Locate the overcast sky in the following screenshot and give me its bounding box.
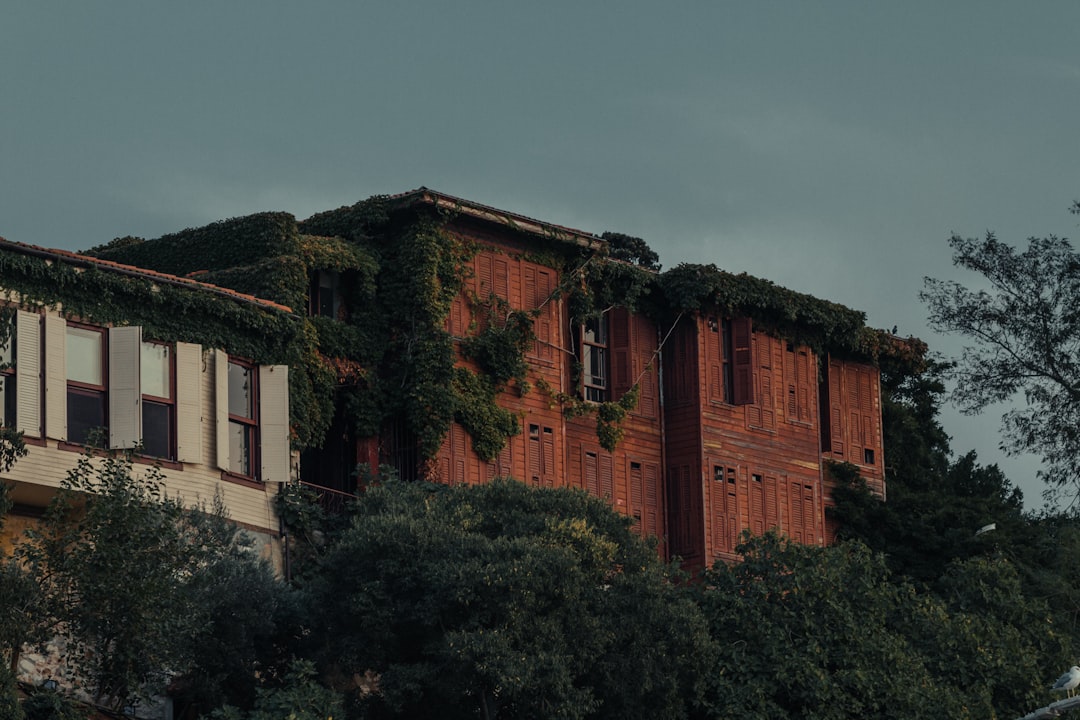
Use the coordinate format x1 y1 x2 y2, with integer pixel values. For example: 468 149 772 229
4 2 1079 508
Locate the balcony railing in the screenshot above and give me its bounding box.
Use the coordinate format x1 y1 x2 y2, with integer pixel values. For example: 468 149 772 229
298 480 356 515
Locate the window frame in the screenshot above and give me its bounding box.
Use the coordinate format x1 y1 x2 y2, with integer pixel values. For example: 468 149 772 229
581 313 609 403
0 317 14 428
226 356 260 481
65 322 108 447
140 339 176 461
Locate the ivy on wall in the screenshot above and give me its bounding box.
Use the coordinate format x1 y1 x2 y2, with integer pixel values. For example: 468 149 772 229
67 191 924 469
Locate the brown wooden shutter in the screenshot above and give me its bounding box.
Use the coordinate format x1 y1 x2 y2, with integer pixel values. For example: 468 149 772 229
629 461 644 535
829 360 844 455
706 317 723 402
789 481 804 544
477 254 493 297
542 426 555 486
494 257 509 300
528 424 541 485
644 463 659 538
765 475 779 530
710 465 725 554
585 450 600 496
751 474 764 536
732 317 754 405
610 307 632 399
600 452 613 499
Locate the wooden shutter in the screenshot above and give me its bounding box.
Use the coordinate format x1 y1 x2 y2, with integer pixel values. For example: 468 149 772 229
804 483 819 545
797 350 812 423
610 307 632 398
528 425 541 486
710 465 725 554
706 317 723 402
486 441 512 481
630 461 644 533
44 314 66 441
108 326 141 450
542 427 556 486
599 452 613 499
585 450 600 496
829 359 844 454
494 256 509 300
789 481 804 544
15 311 41 438
644 463 659 538
732 317 754 405
175 342 202 463
214 349 229 471
765 475 780 530
750 474 764 536
259 364 290 483
477 254 493 297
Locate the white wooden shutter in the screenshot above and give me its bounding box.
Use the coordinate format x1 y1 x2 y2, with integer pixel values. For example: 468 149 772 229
108 326 141 449
44 314 66 441
175 342 203 463
15 311 41 438
214 349 229 471
259 364 290 483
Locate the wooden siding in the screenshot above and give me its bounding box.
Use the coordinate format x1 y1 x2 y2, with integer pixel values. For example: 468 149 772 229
428 227 886 568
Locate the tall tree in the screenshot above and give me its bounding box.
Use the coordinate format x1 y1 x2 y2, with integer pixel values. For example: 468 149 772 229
304 478 714 720
922 206 1080 502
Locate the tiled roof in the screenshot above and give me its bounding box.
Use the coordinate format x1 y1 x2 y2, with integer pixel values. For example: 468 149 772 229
0 237 293 313
389 187 606 250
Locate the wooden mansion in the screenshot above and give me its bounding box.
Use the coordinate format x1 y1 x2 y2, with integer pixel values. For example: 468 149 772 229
1 188 915 572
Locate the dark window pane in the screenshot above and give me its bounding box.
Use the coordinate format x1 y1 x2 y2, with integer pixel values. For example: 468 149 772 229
0 375 13 428
142 400 172 459
68 390 106 445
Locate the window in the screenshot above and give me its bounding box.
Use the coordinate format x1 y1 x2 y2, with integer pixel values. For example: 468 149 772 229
66 324 106 445
215 351 290 484
227 359 258 478
582 314 609 402
0 320 13 427
309 270 342 319
141 341 174 459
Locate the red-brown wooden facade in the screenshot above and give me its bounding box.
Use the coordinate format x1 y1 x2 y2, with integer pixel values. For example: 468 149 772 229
417 204 885 569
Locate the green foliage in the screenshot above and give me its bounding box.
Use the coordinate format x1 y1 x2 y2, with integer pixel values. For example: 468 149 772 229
0 246 301 366
194 256 310 313
658 262 912 363
209 660 344 720
451 368 520 462
0 662 24 720
86 212 304 276
18 454 203 707
16 453 284 713
20 687 87 720
600 231 661 271
698 534 956 719
923 223 1080 501
304 479 713 719
595 384 640 452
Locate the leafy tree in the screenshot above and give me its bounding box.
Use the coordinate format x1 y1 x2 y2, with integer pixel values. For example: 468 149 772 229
17 452 286 714
696 534 962 719
209 660 344 720
600 232 661 271
922 208 1080 502
303 478 714 719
